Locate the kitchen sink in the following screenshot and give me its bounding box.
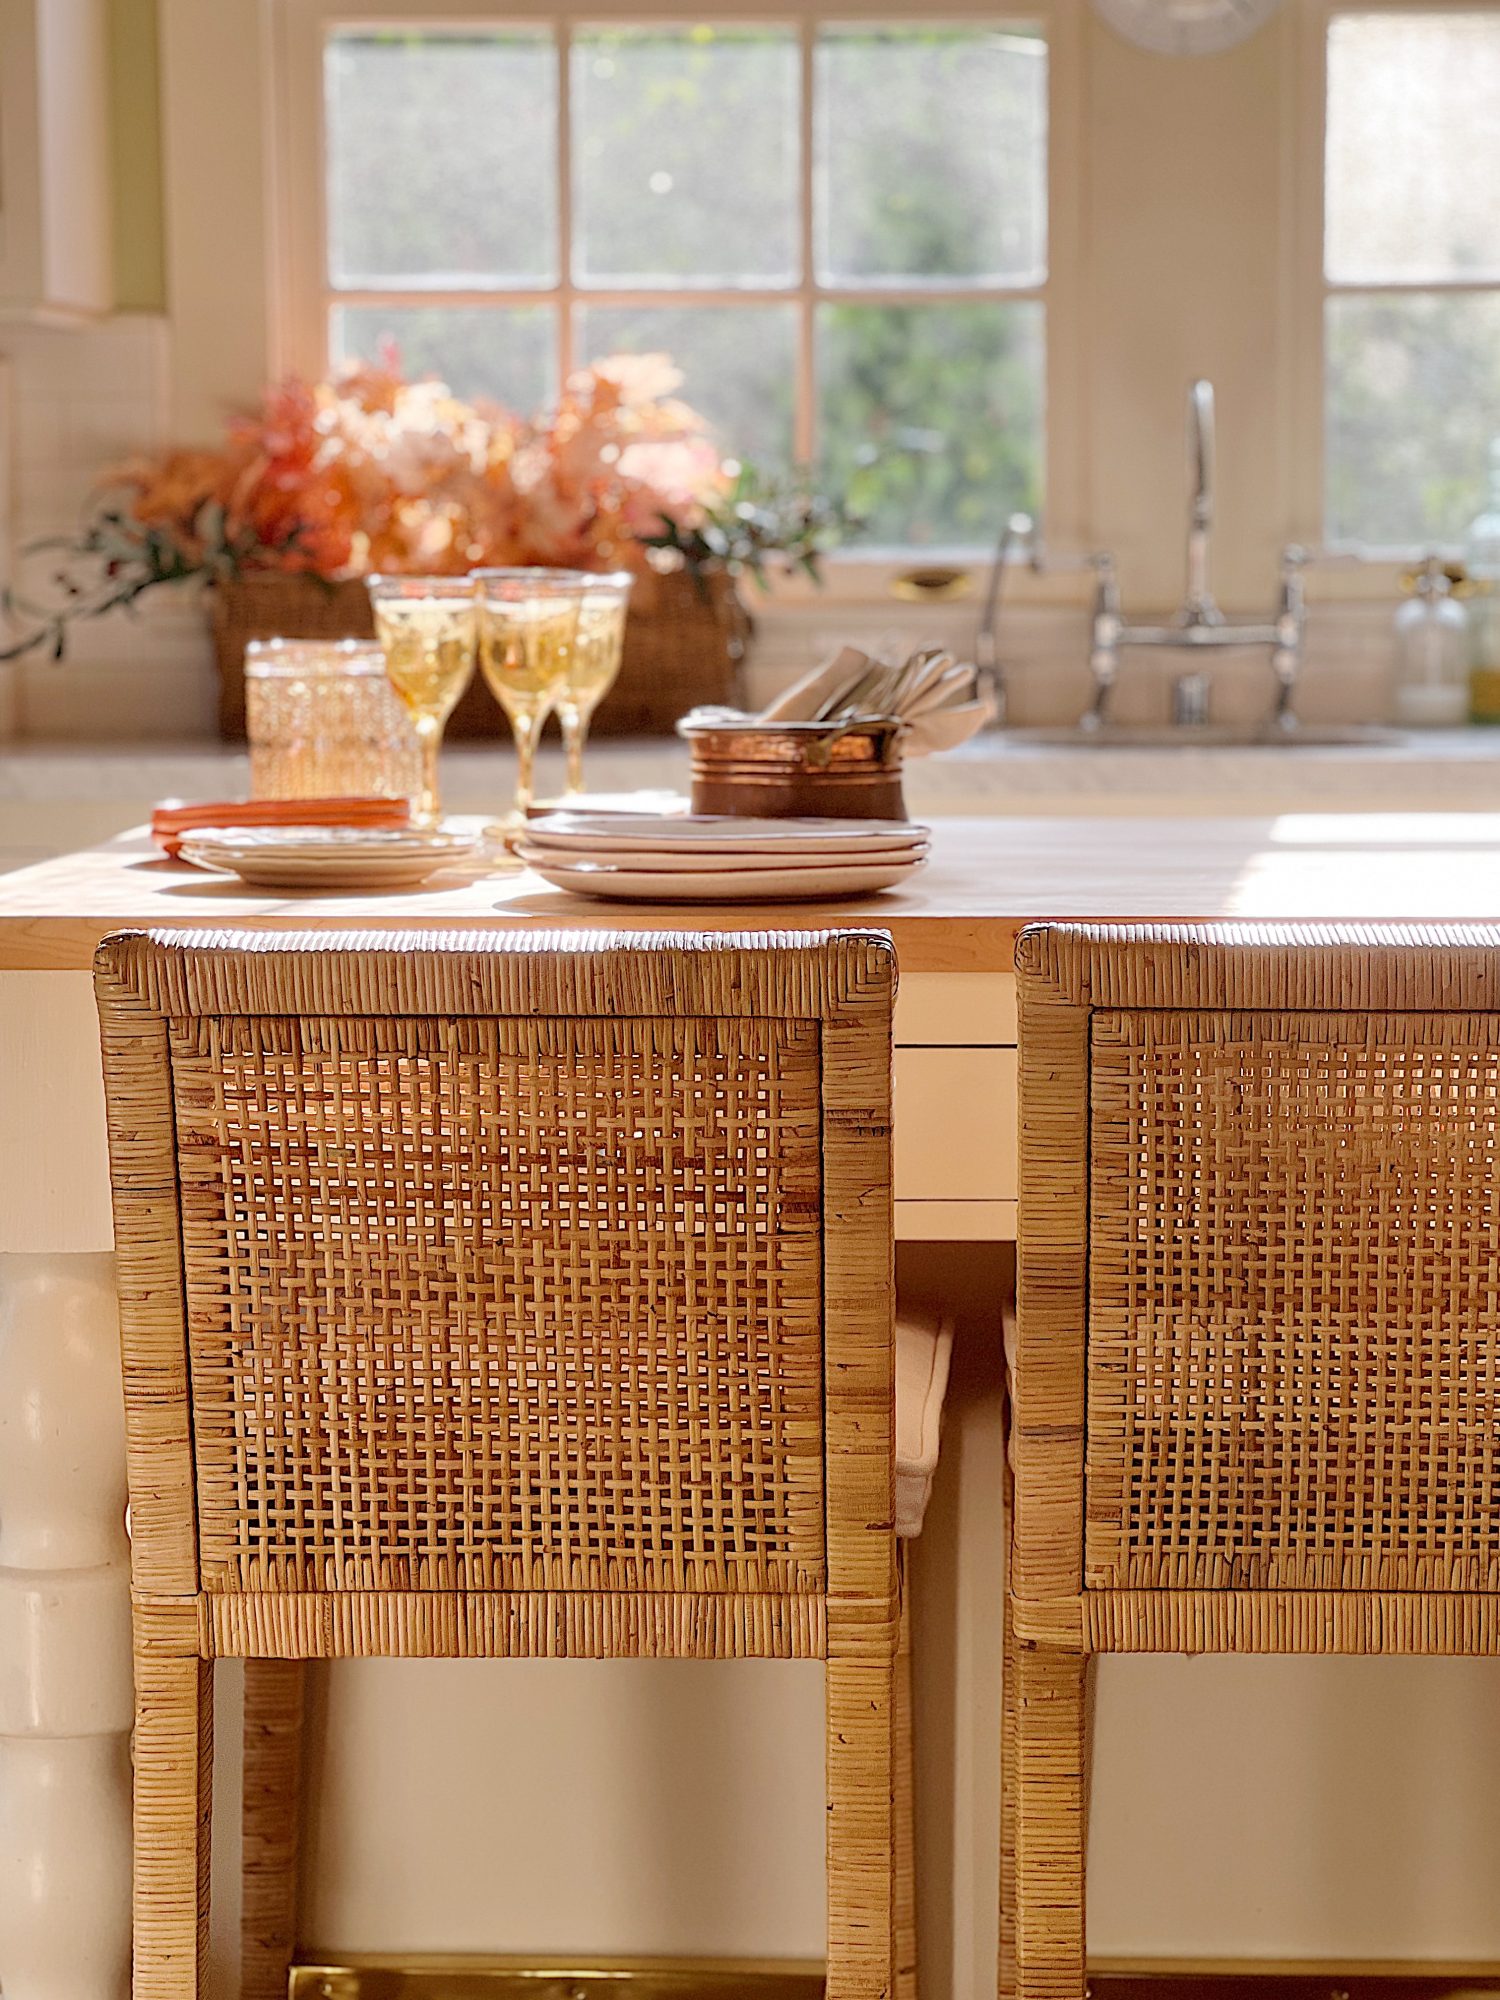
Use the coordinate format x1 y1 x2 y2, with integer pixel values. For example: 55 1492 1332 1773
1007 722 1399 748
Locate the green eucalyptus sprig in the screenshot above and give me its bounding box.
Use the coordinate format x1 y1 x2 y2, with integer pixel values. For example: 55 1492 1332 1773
0 498 326 662
639 463 861 590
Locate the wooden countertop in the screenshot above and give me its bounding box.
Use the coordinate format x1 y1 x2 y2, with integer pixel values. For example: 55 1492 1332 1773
5 812 1500 974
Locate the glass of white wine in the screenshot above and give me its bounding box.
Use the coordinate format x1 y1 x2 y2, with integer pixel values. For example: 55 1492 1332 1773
555 570 634 798
473 568 590 829
367 575 479 826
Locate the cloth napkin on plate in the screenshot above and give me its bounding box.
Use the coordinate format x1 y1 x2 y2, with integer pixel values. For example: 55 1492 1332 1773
756 643 994 756
150 794 411 860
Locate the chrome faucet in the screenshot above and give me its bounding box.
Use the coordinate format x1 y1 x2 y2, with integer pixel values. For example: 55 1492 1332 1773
1082 380 1308 731
975 514 1100 726
1183 376 1217 626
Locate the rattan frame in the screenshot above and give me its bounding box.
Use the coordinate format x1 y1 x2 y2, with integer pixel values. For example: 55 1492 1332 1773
95 928 897 2000
1005 921 1500 2000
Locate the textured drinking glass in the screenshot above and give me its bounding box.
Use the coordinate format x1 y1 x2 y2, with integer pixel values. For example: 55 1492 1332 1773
244 640 423 802
367 575 479 826
474 568 588 825
556 571 633 798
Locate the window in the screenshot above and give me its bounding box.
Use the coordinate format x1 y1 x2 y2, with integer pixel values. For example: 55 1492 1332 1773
1324 10 1500 549
321 20 1048 550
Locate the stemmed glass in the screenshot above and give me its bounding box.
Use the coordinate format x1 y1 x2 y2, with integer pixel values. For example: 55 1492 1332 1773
555 571 634 798
473 568 589 828
367 575 478 826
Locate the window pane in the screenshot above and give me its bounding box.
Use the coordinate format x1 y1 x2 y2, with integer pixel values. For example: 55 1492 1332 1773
816 27 1046 286
817 302 1042 549
572 27 799 286
577 305 796 465
1326 292 1500 546
1326 14 1500 284
331 305 557 413
326 32 557 289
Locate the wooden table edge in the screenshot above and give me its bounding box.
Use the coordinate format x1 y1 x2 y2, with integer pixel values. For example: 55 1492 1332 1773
0 911 1029 976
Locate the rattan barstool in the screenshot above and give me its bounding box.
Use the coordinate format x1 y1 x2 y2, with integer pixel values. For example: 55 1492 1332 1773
94 928 898 2000
1005 921 1500 1999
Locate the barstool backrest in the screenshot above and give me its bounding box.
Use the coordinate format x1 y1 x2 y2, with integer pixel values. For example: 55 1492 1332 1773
96 928 895 1661
1015 922 1500 1614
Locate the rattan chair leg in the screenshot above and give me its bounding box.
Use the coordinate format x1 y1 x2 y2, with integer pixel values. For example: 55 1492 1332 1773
895 1566 918 2000
1010 1641 1086 2000
826 1652 897 2000
132 1650 213 2000
998 1600 1018 2000
242 1659 307 2000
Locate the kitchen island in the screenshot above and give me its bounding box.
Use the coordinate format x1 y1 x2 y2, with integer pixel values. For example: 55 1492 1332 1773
6 812 1500 2000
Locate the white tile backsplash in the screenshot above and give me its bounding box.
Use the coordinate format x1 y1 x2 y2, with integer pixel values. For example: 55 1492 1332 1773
0 312 212 739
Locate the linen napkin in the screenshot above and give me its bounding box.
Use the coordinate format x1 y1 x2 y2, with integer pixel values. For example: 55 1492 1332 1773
757 644 993 757
151 794 411 859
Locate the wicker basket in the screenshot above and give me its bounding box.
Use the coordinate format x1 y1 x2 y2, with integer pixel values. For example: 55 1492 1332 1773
209 566 749 741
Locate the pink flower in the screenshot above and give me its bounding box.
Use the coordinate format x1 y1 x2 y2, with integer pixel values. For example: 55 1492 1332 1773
106 351 730 578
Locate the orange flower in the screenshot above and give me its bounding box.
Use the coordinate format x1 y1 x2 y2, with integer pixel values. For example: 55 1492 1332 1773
102 353 728 580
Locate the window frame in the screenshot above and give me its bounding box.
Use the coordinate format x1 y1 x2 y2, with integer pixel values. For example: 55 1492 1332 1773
270 0 1085 594
1292 0 1500 585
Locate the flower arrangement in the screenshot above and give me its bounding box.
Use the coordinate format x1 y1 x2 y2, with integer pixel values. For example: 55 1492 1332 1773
2 353 849 662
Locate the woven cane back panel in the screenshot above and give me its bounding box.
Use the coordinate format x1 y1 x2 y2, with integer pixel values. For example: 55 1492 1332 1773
170 1013 826 1596
1087 1010 1500 1592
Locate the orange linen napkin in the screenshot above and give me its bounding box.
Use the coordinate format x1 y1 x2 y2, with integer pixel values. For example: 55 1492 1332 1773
151 795 411 860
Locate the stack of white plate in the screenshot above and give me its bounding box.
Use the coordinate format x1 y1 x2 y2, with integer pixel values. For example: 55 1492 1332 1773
517 813 930 903
179 824 480 891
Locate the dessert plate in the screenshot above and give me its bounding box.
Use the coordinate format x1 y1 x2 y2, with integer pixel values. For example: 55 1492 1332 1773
180 825 479 892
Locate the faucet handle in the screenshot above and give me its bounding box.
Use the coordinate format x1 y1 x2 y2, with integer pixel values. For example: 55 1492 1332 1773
1188 380 1216 534
1090 549 1121 616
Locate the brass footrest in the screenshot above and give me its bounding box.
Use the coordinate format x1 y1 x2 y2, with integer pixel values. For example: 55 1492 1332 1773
290 1959 826 2000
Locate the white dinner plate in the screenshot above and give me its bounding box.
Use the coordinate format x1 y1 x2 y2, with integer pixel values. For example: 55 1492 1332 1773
522 853 928 903
526 812 928 856
516 839 928 876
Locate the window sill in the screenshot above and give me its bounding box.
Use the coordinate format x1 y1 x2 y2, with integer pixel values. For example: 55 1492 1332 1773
745 556 1093 613
747 550 1424 614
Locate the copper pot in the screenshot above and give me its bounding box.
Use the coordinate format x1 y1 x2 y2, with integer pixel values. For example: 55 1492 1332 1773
679 717 907 821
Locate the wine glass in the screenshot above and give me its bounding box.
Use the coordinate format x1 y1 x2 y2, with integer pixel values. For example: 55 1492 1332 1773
367 575 479 827
555 570 634 798
473 568 589 828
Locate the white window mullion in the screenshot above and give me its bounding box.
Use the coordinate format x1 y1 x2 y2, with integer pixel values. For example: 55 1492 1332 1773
557 17 576 384
795 18 818 466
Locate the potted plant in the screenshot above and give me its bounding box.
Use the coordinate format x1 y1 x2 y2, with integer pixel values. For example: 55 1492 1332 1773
2 356 855 738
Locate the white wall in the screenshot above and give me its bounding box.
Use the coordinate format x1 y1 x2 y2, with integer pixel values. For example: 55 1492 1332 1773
0 315 214 738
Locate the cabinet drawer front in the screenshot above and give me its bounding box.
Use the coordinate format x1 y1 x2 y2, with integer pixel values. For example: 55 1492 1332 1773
894 1048 1017 1204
